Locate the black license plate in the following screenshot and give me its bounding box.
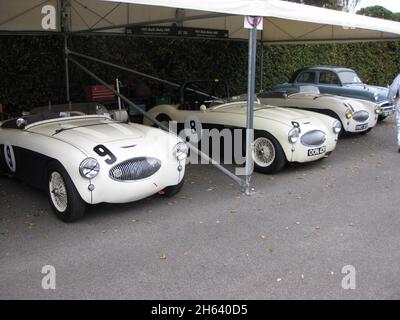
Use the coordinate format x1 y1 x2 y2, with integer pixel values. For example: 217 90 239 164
355 123 368 131
307 146 326 157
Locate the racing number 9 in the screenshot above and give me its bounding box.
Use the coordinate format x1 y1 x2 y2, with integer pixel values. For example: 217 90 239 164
93 145 117 165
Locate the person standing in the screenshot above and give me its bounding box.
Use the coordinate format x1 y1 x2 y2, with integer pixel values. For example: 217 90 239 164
388 73 400 153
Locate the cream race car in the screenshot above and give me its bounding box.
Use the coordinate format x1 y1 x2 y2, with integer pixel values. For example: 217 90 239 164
145 80 341 174
0 103 187 222
258 86 381 135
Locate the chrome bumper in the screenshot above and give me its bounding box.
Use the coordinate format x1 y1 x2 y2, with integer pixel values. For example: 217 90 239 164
379 101 396 116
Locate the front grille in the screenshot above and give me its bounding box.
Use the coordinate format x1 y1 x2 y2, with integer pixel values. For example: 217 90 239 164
109 157 161 181
301 130 326 147
352 110 369 122
379 102 395 113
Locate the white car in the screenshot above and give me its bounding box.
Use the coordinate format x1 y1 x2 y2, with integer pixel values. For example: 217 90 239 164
258 86 381 135
145 81 341 174
0 103 188 222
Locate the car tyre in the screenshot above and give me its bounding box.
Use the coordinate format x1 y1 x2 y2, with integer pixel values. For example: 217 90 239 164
161 178 185 197
252 132 286 174
47 162 86 222
378 114 388 121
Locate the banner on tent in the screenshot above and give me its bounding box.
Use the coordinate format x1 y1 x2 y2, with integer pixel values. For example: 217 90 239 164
127 26 229 39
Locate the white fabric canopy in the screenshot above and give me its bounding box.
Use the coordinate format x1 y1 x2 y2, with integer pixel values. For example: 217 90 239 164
1 0 400 43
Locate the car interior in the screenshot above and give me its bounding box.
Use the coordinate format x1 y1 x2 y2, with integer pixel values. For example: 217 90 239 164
179 80 230 110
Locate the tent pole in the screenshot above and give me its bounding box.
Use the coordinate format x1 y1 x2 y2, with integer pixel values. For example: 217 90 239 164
244 17 257 196
61 0 70 102
260 40 264 92
64 34 70 102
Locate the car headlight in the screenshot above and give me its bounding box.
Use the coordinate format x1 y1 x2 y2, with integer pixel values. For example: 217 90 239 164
174 142 189 161
345 109 353 119
333 120 342 134
288 127 300 144
79 158 100 179
373 92 379 101
375 105 382 114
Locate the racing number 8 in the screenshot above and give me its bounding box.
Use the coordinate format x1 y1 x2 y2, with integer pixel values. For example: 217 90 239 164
190 120 196 134
93 145 117 165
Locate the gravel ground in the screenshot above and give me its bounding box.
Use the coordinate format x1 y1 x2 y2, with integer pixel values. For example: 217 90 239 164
0 115 399 300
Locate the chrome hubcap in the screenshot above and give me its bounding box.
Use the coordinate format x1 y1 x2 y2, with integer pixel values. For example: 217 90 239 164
49 172 68 213
253 137 275 167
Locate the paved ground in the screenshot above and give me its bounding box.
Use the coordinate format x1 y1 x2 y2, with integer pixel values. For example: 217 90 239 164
1 115 400 300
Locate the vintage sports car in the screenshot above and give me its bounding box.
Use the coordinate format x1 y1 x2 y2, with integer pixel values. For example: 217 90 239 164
0 103 188 222
258 86 381 135
273 66 394 120
145 80 341 174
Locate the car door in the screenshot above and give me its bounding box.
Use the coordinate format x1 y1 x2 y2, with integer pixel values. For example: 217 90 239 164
0 120 23 176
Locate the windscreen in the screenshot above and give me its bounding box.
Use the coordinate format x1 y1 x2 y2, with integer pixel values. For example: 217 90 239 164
338 71 362 84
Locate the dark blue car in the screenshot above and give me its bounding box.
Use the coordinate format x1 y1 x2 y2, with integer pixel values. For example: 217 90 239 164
273 66 395 120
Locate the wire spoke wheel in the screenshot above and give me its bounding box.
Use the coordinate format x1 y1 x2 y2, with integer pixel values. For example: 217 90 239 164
49 171 68 213
253 137 276 168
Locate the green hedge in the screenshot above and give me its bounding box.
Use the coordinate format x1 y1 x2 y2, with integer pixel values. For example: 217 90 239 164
1 35 399 113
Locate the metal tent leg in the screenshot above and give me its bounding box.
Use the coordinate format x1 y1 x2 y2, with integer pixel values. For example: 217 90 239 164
244 18 258 196
64 35 70 102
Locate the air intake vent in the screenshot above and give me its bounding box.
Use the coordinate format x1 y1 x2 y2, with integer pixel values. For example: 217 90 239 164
109 157 161 181
352 110 369 122
301 130 326 147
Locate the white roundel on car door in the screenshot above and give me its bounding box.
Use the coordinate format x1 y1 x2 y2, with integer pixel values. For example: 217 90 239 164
3 144 16 173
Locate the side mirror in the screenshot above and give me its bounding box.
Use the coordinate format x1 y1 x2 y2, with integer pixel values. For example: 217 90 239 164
16 118 27 129
200 105 207 112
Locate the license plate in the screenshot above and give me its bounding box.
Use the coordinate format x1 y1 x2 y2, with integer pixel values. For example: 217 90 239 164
307 146 326 157
355 123 368 131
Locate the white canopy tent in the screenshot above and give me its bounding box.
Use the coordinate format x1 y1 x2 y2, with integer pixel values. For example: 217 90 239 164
1 0 400 193
2 0 400 43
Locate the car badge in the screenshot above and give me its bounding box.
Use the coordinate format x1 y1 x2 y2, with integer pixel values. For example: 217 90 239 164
114 168 123 178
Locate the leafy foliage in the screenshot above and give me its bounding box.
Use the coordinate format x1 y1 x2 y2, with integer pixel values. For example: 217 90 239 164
357 5 400 21
1 34 400 113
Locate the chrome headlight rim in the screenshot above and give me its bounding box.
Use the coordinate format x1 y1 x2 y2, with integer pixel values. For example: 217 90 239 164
332 120 342 134
288 127 300 144
174 142 189 161
79 158 100 179
345 109 353 119
374 105 382 114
